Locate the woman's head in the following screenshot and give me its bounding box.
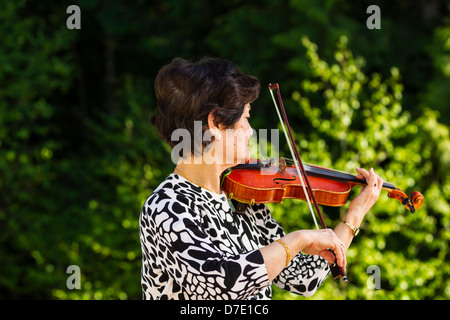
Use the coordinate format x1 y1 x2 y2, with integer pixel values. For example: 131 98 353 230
152 57 260 160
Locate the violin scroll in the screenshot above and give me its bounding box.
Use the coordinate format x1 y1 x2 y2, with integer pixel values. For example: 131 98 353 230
387 189 424 213
409 191 424 211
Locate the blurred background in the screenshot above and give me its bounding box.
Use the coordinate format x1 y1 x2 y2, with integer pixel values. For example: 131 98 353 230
1 0 449 300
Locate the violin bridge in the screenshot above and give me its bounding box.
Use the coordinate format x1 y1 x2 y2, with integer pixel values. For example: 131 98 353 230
278 157 286 174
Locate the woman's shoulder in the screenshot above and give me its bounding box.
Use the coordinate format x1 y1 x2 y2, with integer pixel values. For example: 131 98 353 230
144 174 197 208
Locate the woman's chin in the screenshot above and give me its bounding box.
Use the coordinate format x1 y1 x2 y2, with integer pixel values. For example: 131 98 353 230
238 150 251 164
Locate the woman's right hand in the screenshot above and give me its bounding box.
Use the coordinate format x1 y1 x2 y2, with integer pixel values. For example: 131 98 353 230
260 228 346 282
297 229 347 270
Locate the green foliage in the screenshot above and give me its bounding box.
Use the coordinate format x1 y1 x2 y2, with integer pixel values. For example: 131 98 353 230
269 36 450 300
0 0 76 298
421 12 450 124
0 0 448 300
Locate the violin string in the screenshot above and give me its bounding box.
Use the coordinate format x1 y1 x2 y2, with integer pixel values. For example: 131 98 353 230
283 158 396 189
269 87 320 230
269 85 349 282
284 159 357 181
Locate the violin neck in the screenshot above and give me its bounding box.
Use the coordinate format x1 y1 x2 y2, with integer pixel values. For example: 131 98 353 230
231 161 397 191
303 163 397 190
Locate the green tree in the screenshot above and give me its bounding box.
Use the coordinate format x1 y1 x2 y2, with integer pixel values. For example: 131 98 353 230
1 0 448 300
270 36 449 299
0 0 76 298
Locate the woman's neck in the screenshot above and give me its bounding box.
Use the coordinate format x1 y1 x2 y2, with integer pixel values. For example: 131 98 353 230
174 158 230 195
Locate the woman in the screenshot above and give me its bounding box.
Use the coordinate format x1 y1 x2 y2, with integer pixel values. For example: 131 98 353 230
139 57 383 300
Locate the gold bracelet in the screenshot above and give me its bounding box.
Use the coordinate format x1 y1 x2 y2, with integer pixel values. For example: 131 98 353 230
275 239 291 267
342 220 361 237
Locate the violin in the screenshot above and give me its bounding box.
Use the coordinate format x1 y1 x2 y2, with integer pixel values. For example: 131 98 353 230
221 157 424 213
220 83 424 284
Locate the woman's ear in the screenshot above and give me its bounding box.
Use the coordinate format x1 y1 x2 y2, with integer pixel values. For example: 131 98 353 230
207 112 222 140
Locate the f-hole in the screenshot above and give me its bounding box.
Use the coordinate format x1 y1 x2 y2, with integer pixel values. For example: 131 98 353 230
273 176 296 184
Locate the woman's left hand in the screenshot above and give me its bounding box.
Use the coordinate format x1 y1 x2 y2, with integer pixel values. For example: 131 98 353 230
347 167 383 217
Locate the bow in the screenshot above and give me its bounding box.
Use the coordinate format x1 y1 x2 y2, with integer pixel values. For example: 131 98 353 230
269 83 348 283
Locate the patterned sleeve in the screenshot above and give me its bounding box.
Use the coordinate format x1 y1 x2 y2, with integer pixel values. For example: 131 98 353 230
141 190 270 300
254 204 330 297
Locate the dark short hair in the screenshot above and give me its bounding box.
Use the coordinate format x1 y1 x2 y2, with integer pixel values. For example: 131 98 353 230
151 57 260 155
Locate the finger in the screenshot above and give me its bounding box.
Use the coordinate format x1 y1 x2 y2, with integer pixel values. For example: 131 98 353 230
339 239 346 251
377 175 384 191
327 238 346 269
356 167 369 179
357 167 377 191
368 169 383 191
368 167 376 181
367 168 379 188
319 249 337 265
356 168 372 186
326 248 346 270
340 244 347 269
334 242 347 269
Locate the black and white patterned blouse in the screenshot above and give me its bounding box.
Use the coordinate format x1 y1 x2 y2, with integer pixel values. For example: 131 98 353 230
139 173 330 300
